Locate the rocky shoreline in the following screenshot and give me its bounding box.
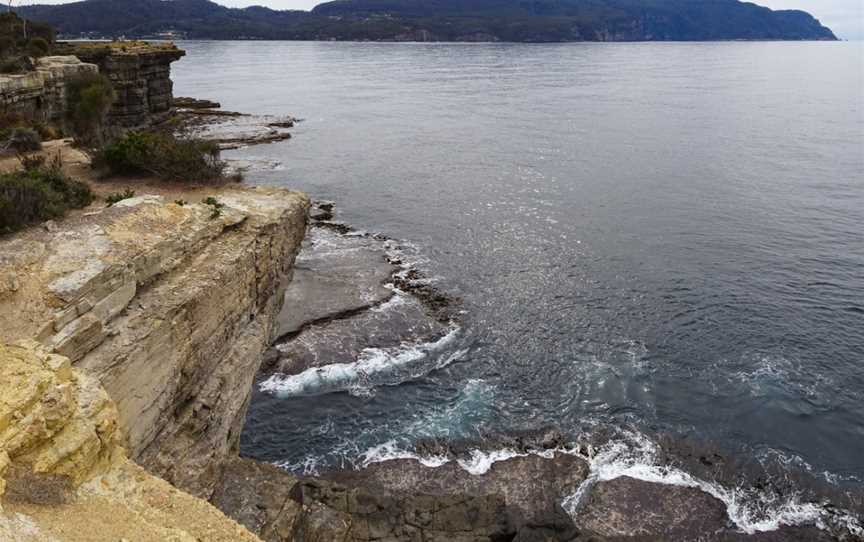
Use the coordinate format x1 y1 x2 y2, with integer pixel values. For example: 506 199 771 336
233 199 864 542
1 49 862 541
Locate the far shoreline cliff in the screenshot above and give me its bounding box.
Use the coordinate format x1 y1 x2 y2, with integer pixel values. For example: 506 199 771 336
19 0 838 43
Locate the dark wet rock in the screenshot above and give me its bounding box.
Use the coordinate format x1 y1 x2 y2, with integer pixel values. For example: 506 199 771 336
172 109 294 148
717 526 838 541
290 479 514 542
174 96 222 109
183 108 246 117
312 220 354 234
574 476 729 539
268 120 296 129
274 293 447 374
309 201 335 221
274 228 395 338
210 457 303 541
324 453 589 528
213 458 519 542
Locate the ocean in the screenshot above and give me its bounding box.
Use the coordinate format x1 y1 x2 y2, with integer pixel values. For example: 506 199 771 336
172 40 864 525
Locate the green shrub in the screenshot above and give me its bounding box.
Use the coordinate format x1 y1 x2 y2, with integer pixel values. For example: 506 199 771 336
104 189 135 207
95 132 227 183
0 57 27 74
0 163 93 234
66 72 116 145
5 127 42 152
203 196 225 219
26 37 50 58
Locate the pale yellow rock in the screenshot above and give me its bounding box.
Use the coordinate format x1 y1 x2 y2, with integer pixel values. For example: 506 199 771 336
0 341 262 542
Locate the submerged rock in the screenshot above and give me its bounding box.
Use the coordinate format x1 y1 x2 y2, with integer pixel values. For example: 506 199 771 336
274 227 396 338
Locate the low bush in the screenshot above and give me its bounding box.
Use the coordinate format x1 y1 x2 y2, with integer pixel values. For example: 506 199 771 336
0 161 93 234
5 127 42 152
66 72 116 145
0 56 28 74
26 37 50 58
95 132 227 183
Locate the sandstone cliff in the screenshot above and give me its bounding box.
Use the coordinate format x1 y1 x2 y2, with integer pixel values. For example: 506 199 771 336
61 42 186 132
0 340 262 542
0 183 310 499
0 43 185 137
0 56 98 129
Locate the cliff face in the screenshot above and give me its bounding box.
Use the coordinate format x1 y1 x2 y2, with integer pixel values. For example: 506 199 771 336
0 43 185 137
0 186 310 498
0 56 98 128
0 340 262 542
65 43 186 132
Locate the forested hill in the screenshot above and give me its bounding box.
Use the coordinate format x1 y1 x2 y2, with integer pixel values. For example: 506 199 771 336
19 0 838 42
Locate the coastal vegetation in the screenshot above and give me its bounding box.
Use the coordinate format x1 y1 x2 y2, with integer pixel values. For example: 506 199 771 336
0 12 55 73
65 72 116 145
94 131 228 183
18 0 837 42
0 154 93 233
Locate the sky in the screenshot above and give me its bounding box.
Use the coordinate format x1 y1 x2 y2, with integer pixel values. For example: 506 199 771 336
16 0 864 39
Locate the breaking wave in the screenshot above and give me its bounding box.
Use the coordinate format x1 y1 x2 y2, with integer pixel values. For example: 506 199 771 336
354 429 862 537
260 327 464 397
561 430 863 536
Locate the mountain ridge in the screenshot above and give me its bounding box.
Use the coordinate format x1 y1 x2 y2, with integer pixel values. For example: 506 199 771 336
18 0 837 42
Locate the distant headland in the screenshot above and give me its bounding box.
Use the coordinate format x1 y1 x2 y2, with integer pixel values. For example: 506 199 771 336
18 0 838 42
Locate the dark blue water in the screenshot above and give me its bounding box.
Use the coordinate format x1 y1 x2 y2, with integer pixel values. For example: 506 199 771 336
172 41 864 488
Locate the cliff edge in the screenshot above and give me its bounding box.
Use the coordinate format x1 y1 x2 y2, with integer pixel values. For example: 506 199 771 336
0 179 310 498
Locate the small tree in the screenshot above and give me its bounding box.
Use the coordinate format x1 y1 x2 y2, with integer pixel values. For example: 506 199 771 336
66 73 116 145
7 1 25 41
25 36 47 57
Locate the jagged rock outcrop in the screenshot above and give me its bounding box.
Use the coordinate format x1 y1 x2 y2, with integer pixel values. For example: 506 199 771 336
211 457 518 542
63 42 186 132
0 340 262 542
0 186 310 499
0 56 98 128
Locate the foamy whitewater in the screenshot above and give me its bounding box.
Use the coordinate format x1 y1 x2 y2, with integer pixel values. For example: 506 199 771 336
260 327 465 397
356 431 863 537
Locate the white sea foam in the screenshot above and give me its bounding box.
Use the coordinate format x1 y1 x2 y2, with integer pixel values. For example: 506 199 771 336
355 428 861 537
560 430 862 536
260 327 463 397
360 440 450 469
371 292 409 313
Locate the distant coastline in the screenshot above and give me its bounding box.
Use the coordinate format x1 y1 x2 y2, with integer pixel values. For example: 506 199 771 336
21 0 837 43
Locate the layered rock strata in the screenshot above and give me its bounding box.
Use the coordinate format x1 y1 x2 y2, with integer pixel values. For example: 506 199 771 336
0 56 98 128
0 187 310 498
64 42 186 132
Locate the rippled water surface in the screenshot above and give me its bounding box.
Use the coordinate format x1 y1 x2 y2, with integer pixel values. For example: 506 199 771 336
173 41 864 486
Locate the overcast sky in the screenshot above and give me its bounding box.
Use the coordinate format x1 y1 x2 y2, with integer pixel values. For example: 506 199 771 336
18 0 864 39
